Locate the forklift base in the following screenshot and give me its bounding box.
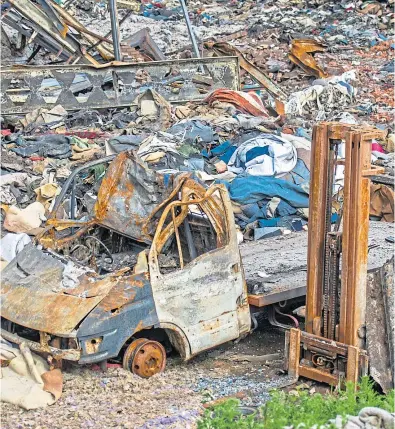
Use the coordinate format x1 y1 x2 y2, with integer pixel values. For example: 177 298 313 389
285 328 369 387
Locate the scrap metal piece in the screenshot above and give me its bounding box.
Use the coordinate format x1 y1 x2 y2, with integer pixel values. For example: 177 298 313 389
288 328 368 386
0 243 120 335
94 151 178 243
285 328 300 380
204 41 287 114
122 28 166 61
5 0 99 64
289 39 328 79
0 56 240 114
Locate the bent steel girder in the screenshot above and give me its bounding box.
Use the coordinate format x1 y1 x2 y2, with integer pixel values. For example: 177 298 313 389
0 56 240 114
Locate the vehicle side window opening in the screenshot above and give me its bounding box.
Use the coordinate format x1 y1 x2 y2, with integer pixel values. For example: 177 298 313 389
156 191 230 274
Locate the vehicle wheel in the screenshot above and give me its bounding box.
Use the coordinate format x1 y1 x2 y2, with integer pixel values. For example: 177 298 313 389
122 338 166 378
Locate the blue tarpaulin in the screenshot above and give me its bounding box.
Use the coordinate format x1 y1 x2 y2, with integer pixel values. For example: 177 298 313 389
219 175 309 208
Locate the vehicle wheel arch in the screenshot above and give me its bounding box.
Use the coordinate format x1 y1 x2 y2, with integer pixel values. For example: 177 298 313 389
158 322 192 360
119 323 191 360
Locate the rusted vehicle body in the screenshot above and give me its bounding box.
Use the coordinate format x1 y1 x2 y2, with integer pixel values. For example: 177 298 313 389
1 151 251 377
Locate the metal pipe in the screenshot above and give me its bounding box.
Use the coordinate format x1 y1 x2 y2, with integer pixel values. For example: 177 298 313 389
179 0 201 61
108 0 121 61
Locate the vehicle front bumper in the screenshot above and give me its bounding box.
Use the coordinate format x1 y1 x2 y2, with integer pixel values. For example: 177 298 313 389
1 328 81 361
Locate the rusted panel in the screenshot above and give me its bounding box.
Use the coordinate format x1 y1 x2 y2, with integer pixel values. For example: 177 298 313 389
1 244 119 335
351 133 370 348
340 131 371 348
160 323 191 360
98 273 147 312
301 336 346 355
299 365 339 386
76 273 159 363
94 151 177 243
338 130 353 344
63 273 121 299
346 345 360 385
0 56 240 114
85 337 103 354
288 39 328 78
362 166 385 176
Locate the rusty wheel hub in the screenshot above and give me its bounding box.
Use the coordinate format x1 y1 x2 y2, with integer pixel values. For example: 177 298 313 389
123 338 166 378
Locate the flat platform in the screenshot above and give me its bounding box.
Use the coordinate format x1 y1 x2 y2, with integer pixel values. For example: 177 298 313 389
241 221 394 307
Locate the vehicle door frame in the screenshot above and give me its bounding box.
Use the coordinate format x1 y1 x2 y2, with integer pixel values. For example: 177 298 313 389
148 182 250 356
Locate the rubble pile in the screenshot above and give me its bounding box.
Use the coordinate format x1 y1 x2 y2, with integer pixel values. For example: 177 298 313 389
1 0 394 241
0 0 394 425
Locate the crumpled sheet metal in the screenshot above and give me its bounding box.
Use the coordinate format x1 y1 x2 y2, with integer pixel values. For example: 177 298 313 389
39 152 189 249
288 39 329 79
0 57 240 115
94 151 181 243
2 0 101 65
0 243 119 335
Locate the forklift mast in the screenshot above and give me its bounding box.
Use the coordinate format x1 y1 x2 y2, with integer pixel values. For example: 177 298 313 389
285 122 385 386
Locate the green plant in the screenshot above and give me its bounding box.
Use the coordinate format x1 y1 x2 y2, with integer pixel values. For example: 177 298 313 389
198 377 394 429
198 399 265 429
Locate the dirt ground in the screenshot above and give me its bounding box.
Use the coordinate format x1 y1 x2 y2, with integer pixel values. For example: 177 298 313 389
1 321 290 429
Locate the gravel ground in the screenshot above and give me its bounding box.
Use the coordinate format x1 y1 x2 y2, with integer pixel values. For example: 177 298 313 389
1 323 288 428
